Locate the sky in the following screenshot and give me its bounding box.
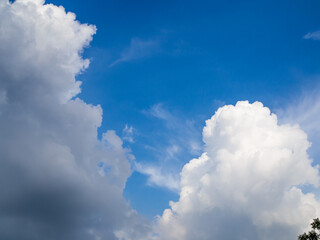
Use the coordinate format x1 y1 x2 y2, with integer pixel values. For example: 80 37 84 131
1 0 320 239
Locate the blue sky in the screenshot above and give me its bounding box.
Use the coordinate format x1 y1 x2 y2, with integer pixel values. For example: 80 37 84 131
47 0 320 219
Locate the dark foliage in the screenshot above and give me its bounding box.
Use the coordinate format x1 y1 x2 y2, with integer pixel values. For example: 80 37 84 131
298 218 320 240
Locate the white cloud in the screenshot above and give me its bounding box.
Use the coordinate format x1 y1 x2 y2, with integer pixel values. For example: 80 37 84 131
0 0 151 239
109 38 160 67
4 1 320 239
304 30 320 40
156 101 320 240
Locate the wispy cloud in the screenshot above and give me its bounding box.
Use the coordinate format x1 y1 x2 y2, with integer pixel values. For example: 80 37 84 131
146 103 203 157
304 30 320 40
109 38 160 67
122 124 135 143
277 82 320 160
134 162 180 192
136 104 203 191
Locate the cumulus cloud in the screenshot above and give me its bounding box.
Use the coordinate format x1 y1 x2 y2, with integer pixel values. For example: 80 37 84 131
304 30 320 40
4 1 320 239
157 101 320 240
109 38 160 67
0 0 151 239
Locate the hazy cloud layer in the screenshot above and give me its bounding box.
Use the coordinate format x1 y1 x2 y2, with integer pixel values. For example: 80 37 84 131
0 0 152 239
157 101 320 240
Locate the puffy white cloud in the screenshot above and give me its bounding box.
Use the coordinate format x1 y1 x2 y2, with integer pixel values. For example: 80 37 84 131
3 1 320 239
0 0 151 239
157 101 320 240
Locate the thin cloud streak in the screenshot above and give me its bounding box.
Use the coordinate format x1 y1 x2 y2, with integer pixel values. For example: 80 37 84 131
109 38 160 67
277 82 320 160
134 162 180 192
146 104 203 156
304 30 320 40
122 124 135 143
135 103 203 191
